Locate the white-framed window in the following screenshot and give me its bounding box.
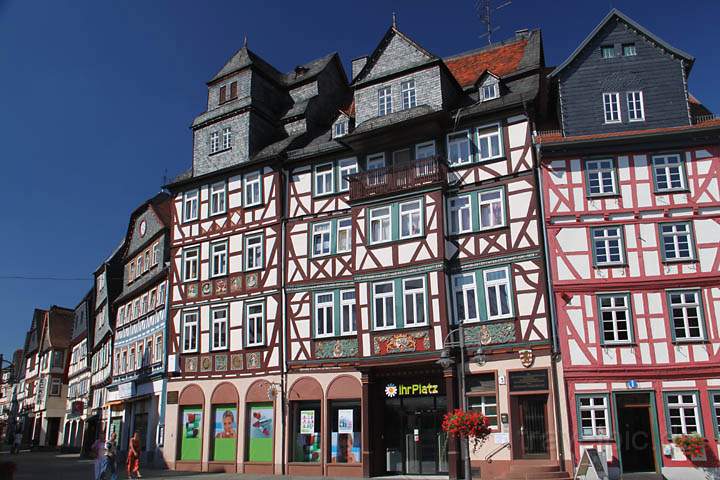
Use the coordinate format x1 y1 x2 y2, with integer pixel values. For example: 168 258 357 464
245 302 264 347
373 282 395 330
481 82 499 101
369 206 392 244
415 141 436 159
221 127 232 150
666 393 701 435
586 159 617 196
468 394 498 427
314 292 334 338
484 267 512 319
592 227 625 266
211 307 228 350
452 273 478 324
378 86 392 116
660 222 694 261
244 171 262 206
49 377 62 396
479 188 504 229
334 120 348 138
244 233 263 271
448 195 472 235
210 131 220 153
210 181 227 216
627 91 645 122
578 396 610 439
182 247 199 282
598 294 632 344
338 158 358 192
337 218 352 253
652 154 686 192
312 222 332 257
367 153 385 170
340 289 357 335
401 79 416 109
210 240 228 277
182 310 198 353
152 241 160 266
601 45 615 59
183 190 199 222
477 124 502 161
447 131 471 165
154 334 163 362
603 92 621 123
314 162 334 196
399 199 422 239
622 43 637 56
669 290 704 341
403 277 426 326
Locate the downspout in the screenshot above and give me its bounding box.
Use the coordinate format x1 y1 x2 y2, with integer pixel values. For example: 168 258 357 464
279 164 288 475
533 138 568 471
157 267 171 465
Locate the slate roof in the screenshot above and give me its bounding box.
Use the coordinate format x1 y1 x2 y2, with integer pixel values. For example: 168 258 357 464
209 46 284 84
41 306 74 352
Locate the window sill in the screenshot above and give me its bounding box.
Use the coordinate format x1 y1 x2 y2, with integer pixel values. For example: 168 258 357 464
672 339 708 345
244 343 266 350
661 258 697 265
208 210 227 218
449 156 507 169
654 188 690 195
586 193 620 200
244 202 263 210
601 342 636 347
578 437 613 443
244 267 263 273
312 191 336 199
594 263 628 269
209 147 232 157
209 273 228 280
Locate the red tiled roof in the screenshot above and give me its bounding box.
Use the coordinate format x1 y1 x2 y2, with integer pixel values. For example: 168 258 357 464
445 39 528 87
340 99 355 117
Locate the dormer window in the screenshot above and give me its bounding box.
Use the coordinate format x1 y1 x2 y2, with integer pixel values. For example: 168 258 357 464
622 43 637 57
378 86 393 116
401 80 416 109
334 120 348 138
218 81 238 105
481 82 499 101
601 45 615 59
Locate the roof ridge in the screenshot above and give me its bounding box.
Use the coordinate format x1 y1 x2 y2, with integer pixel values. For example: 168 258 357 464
443 30 536 61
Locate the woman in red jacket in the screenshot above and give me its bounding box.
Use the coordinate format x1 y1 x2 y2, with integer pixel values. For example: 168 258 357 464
126 431 142 479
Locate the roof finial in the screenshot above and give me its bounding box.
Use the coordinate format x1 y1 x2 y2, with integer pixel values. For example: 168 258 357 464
392 11 397 29
243 34 248 48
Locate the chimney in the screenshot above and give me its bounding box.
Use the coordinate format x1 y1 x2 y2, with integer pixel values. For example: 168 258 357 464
515 29 530 40
351 56 368 81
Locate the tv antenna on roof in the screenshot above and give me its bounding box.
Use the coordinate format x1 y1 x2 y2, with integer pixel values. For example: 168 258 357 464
475 0 512 44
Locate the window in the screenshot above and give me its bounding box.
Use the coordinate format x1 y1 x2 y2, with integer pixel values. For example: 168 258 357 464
399 200 422 239
152 242 160 266
603 93 621 123
137 343 144 368
626 91 644 122
601 45 615 59
182 311 198 353
378 86 392 116
49 378 62 396
660 222 694 262
182 247 199 282
447 131 471 165
578 396 610 439
598 294 632 344
210 181 227 216
244 171 262 206
393 148 410 164
334 120 348 138
210 131 220 153
337 218 352 253
222 127 232 150
211 307 228 350
315 292 334 338
479 189 504 229
155 335 163 362
415 141 435 159
312 222 331 257
481 82 499 101
150 290 157 309
183 190 199 222
369 206 392 244
403 277 426 326
448 195 472 235
290 401 321 462
137 256 144 275
586 159 617 196
401 80 416 109
366 153 386 186
245 303 264 347
477 124 502 161
244 233 263 271
622 43 637 56
669 290 704 341
666 393 701 436
314 163 334 196
452 273 478 323
652 154 686 192
592 227 625 266
710 392 720 436
484 267 512 319
210 240 228 277
129 347 135 372
373 282 395 329
468 394 498 428
340 289 356 335
329 401 360 463
338 158 358 192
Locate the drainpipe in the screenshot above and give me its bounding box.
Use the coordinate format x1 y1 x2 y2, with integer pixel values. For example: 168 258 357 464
533 140 568 471
279 165 288 475
157 268 171 466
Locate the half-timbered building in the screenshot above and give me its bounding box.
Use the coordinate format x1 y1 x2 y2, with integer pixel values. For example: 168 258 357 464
537 9 720 480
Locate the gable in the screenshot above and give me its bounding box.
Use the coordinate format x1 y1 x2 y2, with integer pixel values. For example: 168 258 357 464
127 206 164 257
354 28 435 85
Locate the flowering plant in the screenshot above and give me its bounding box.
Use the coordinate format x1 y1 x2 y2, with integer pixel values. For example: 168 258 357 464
673 434 705 458
441 409 492 451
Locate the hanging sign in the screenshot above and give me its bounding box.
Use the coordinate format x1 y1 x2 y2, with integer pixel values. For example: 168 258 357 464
384 382 439 397
300 410 315 434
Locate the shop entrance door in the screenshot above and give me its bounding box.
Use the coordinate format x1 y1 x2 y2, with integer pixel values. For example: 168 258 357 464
616 393 657 473
516 395 549 458
405 411 445 475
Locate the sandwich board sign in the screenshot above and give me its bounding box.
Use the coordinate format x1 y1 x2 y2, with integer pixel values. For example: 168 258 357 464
575 448 608 480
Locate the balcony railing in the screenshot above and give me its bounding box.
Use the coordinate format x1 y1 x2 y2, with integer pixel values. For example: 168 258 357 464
347 155 448 202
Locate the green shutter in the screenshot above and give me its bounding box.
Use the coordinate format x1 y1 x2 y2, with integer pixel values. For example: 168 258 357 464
333 289 341 336
391 203 400 241
475 270 487 322
470 192 480 232
394 278 404 328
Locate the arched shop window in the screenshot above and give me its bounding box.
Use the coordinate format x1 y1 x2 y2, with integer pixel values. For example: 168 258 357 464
178 384 204 463
245 380 274 463
289 377 323 463
327 376 362 465
210 382 239 463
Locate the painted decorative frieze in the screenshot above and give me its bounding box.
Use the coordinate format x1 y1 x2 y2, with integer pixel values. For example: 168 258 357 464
463 322 516 346
315 338 359 359
373 330 432 355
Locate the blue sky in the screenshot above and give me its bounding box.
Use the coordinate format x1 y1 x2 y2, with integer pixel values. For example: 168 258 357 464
0 0 718 361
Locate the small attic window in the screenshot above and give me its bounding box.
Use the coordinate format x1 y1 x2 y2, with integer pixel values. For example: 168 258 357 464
480 81 499 102
622 43 637 57
334 120 348 138
294 66 309 78
601 45 615 59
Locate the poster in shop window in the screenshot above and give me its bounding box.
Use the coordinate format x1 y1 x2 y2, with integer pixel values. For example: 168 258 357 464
338 409 354 434
300 410 315 434
180 408 202 461
212 405 237 462
331 433 361 464
248 403 273 462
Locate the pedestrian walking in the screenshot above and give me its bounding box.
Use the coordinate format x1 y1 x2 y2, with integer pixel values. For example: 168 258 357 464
103 432 118 480
126 431 142 479
92 433 106 480
12 427 21 455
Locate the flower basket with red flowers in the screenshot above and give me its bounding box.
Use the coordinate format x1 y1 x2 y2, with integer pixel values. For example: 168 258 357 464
673 434 706 460
441 409 492 452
